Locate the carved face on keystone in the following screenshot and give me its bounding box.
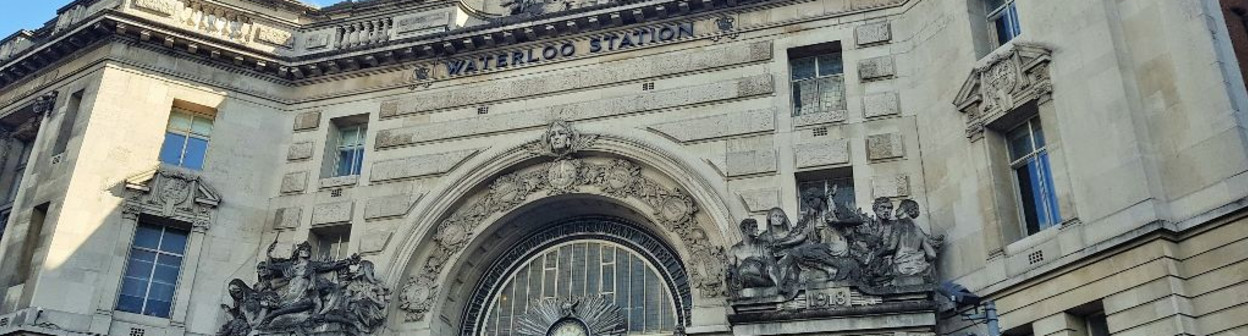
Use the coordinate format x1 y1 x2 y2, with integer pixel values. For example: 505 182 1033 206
873 198 894 221
548 125 572 152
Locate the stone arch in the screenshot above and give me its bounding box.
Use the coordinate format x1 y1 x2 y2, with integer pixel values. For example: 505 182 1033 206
381 123 737 334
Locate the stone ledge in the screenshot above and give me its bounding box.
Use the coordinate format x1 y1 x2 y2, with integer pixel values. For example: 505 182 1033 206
647 108 776 143
370 149 483 182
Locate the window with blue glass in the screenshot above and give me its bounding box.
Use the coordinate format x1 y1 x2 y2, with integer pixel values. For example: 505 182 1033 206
333 124 366 177
117 223 188 318
158 108 213 170
987 0 1022 46
1007 117 1060 235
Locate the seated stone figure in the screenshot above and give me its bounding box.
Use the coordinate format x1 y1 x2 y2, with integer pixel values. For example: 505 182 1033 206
727 218 780 291
889 199 942 279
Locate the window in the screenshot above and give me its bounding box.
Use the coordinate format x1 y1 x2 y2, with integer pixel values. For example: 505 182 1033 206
334 124 366 177
52 90 84 155
117 222 188 318
323 115 368 178
158 107 213 170
1086 312 1110 336
6 140 31 202
0 209 8 245
9 203 46 287
481 240 678 336
312 225 350 260
987 0 1022 46
1007 117 1060 235
789 43 846 116
797 168 855 214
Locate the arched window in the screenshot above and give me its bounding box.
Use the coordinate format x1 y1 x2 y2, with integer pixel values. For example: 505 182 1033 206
480 240 678 336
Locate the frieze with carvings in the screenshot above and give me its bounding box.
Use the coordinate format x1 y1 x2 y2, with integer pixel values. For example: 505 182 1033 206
217 242 390 336
725 186 943 321
123 167 221 231
398 121 727 322
953 43 1053 141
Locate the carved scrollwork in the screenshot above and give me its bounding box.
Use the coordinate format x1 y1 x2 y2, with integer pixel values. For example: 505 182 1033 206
398 121 726 322
122 167 220 229
953 43 1053 141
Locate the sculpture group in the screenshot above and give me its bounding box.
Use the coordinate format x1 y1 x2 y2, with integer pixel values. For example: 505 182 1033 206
218 242 390 336
727 187 943 299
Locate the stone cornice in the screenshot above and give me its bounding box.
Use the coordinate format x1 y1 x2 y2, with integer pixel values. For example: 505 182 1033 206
0 0 906 91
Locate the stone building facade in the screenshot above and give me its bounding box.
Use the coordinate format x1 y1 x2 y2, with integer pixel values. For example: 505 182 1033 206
0 0 1246 335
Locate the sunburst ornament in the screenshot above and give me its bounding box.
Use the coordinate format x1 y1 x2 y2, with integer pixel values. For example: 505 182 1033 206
514 296 626 336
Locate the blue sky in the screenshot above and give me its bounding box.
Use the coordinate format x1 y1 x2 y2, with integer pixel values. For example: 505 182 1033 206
0 0 343 37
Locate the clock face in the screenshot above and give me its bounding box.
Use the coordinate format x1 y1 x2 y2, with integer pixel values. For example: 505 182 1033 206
547 319 589 336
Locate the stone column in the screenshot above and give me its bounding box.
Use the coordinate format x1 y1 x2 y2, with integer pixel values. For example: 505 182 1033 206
169 223 209 328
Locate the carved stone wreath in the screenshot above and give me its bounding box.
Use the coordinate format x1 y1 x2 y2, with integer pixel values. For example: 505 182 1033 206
398 122 727 322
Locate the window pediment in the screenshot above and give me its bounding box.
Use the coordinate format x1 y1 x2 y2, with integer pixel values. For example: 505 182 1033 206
123 167 221 231
953 42 1053 141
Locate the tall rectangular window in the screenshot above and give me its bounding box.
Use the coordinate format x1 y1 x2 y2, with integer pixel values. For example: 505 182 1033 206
334 124 366 177
1007 117 1060 235
158 107 213 170
789 43 846 116
117 222 188 318
52 90 84 155
10 203 47 287
797 168 855 214
7 141 31 202
987 0 1022 46
1086 312 1110 336
312 225 350 260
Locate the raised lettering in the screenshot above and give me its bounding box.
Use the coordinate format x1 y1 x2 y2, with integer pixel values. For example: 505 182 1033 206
659 27 675 41
445 60 466 75
618 33 634 49
496 54 509 68
560 43 575 57
589 38 602 53
677 22 694 39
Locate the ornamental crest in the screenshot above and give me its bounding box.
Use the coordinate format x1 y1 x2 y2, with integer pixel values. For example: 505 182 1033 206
123 167 220 231
953 43 1053 141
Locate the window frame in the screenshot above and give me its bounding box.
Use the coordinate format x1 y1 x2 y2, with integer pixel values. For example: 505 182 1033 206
987 0 1022 47
314 228 351 260
788 47 846 116
1005 117 1061 236
332 124 367 177
159 108 214 170
6 140 31 202
116 222 189 318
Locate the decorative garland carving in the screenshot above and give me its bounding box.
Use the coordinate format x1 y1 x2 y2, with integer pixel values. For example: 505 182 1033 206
398 121 726 322
953 43 1053 141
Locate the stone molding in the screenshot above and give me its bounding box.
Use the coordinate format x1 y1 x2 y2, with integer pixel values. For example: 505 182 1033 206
953 43 1054 141
122 166 221 231
392 122 734 323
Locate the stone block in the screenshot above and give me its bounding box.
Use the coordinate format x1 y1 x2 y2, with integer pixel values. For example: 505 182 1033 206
738 188 780 212
866 133 905 160
133 0 178 16
319 175 359 188
304 33 329 50
376 75 774 146
872 175 910 197
370 149 482 182
859 56 895 81
647 108 775 143
287 141 314 161
293 111 321 131
395 11 450 35
855 22 892 45
281 171 308 193
794 139 851 168
380 100 399 118
793 110 848 127
360 231 393 254
725 149 777 177
272 207 301 229
863 92 900 118
311 201 354 225
365 194 418 219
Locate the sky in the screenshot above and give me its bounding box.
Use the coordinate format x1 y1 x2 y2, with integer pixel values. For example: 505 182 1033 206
0 0 345 37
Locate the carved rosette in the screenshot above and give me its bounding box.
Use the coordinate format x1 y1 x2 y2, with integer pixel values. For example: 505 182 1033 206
123 167 220 231
399 122 726 322
953 43 1053 141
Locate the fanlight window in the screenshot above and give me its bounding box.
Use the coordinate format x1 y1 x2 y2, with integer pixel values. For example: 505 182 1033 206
481 240 678 336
